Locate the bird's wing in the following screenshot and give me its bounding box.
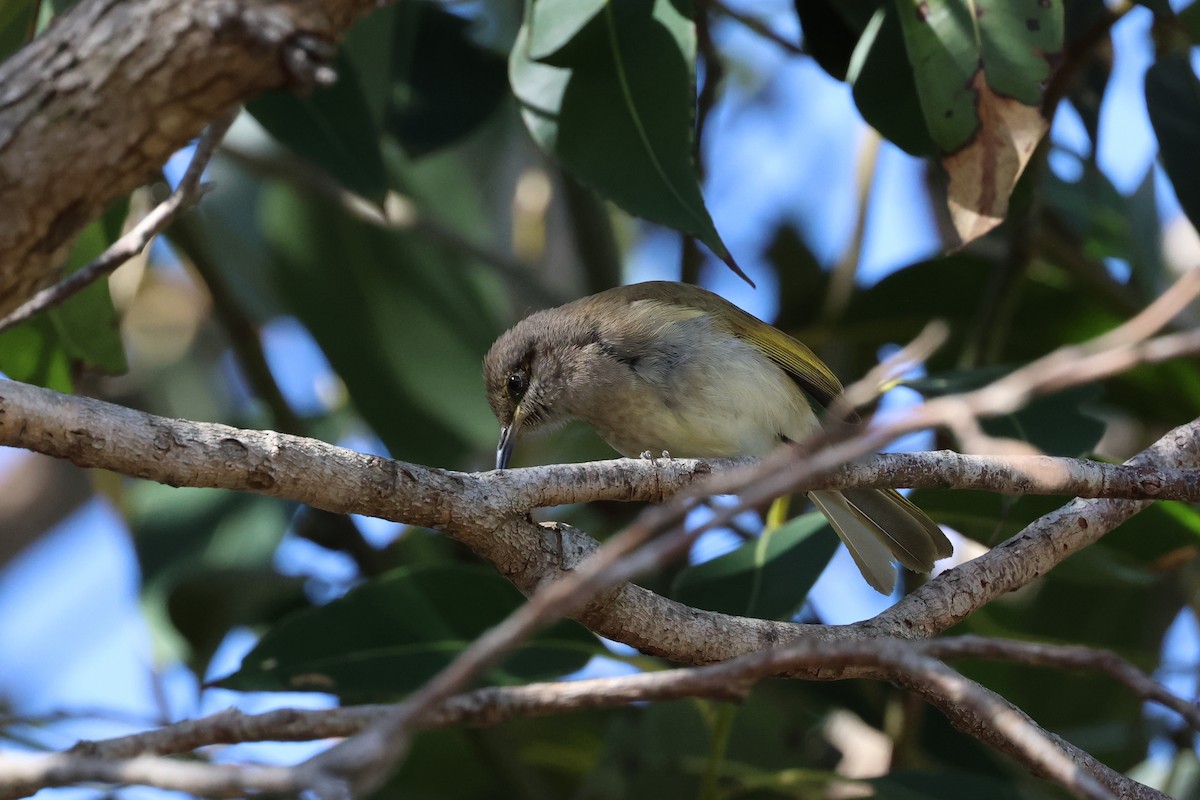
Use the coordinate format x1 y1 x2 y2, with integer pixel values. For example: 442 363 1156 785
607 282 844 407
719 315 844 407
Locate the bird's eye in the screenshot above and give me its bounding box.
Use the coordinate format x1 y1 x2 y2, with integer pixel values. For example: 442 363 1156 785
507 371 529 400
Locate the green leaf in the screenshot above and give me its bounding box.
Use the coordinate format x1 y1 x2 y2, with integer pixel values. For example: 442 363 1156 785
48 212 129 376
848 7 937 156
0 0 37 62
671 512 838 619
871 770 1030 800
510 0 746 281
0 199 128 386
219 565 601 701
247 53 388 204
1146 51 1200 235
386 2 510 157
527 0 608 59
0 320 73 392
794 0 881 81
893 0 1063 152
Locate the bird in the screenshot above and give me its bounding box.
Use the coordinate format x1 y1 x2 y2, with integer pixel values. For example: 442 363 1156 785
482 281 951 593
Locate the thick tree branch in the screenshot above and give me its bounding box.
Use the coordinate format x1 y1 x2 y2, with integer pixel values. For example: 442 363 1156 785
0 109 236 334
0 0 387 316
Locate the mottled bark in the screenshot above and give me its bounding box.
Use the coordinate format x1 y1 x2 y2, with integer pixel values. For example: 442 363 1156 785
0 0 380 315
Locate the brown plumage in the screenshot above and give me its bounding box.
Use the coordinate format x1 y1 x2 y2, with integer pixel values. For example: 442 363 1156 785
483 281 951 593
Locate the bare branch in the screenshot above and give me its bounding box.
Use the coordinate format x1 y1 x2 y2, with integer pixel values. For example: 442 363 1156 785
0 751 294 798
927 636 1200 731
0 109 237 335
13 634 1185 800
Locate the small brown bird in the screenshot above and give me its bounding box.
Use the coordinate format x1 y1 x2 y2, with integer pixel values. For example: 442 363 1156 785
483 281 951 593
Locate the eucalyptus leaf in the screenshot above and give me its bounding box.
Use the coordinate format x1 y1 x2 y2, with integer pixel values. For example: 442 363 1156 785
248 53 388 204
386 2 510 157
894 0 1063 153
1146 50 1200 235
509 0 746 282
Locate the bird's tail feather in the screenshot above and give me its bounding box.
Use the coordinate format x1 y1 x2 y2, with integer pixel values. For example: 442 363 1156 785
808 489 952 594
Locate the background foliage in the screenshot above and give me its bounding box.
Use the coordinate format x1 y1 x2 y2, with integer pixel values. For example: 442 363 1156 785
3 0 1200 797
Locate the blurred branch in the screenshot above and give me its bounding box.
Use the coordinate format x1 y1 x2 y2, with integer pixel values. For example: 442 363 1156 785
0 454 92 569
561 175 623 296
0 109 236 336
926 636 1200 732
9 634 1188 800
820 129 880 324
0 751 293 798
707 0 805 56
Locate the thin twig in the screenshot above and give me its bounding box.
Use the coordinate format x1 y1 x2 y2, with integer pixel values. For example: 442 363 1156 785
0 108 239 335
708 0 805 56
927 636 1200 732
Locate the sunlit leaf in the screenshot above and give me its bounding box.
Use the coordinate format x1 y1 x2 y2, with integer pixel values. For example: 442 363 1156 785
893 0 1063 245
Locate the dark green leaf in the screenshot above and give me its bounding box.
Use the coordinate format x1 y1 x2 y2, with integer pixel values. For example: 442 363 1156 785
671 512 838 619
168 567 307 672
1146 51 1200 235
510 0 746 281
1062 0 1113 147
0 0 36 62
247 53 388 204
219 565 601 700
764 223 830 332
871 770 1031 800
793 0 881 80
386 2 510 157
910 369 1104 456
260 184 502 464
1183 1 1200 44
848 7 937 156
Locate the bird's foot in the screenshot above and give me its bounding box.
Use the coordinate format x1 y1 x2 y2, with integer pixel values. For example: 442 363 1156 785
638 450 672 463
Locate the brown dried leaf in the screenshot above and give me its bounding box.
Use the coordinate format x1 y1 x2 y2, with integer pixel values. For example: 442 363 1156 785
942 72 1049 247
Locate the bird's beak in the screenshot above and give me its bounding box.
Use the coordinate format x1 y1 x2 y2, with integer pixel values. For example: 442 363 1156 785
496 419 520 470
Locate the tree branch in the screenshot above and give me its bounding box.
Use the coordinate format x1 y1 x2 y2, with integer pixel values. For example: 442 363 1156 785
0 108 236 334
10 634 1185 800
0 0 387 317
